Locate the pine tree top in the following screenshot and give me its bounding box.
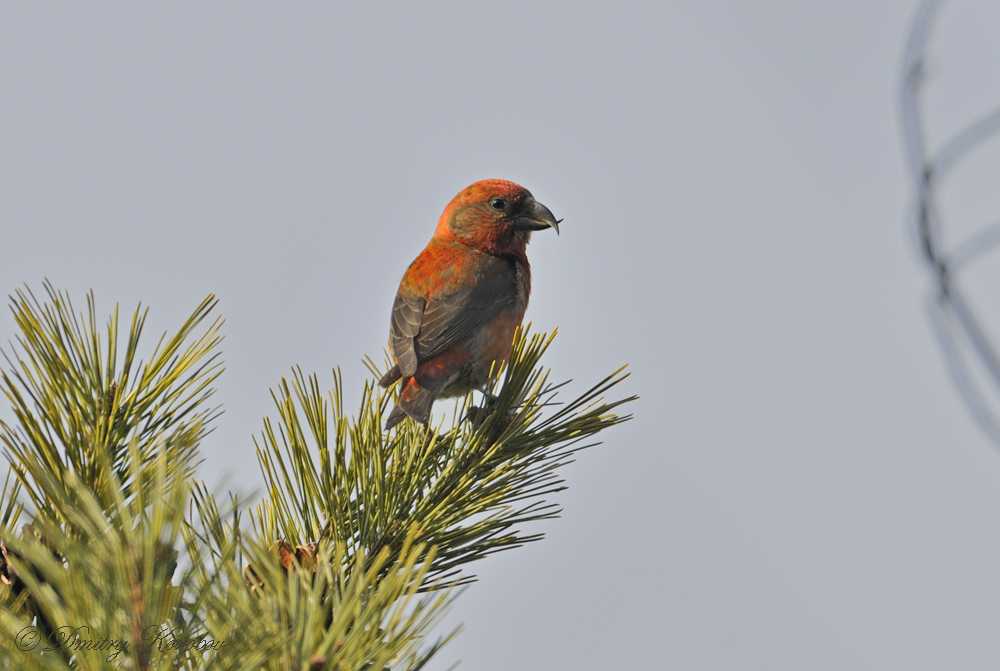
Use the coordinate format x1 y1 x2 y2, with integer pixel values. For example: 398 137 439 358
0 283 634 670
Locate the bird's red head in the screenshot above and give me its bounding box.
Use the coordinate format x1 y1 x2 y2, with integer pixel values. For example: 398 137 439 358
433 179 560 256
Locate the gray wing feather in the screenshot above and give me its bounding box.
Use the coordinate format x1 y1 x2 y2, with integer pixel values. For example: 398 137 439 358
389 293 424 377
416 272 515 360
389 263 517 374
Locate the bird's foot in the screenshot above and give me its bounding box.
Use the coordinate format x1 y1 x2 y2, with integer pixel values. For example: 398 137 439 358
464 393 506 429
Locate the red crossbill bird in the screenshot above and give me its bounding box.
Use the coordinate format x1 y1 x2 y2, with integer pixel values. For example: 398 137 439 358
379 179 561 429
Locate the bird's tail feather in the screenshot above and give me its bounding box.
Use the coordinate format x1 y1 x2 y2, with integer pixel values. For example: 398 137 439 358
385 376 434 429
379 364 401 388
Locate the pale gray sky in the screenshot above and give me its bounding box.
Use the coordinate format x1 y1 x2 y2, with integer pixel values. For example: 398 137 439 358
4 2 1000 669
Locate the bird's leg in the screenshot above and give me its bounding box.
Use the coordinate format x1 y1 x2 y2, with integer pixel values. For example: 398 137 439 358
464 388 502 428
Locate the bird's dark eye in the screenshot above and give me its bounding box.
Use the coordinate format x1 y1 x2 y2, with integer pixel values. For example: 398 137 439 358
489 198 507 211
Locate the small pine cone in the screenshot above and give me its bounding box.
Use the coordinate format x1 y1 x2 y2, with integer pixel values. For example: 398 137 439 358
0 540 19 592
276 540 318 572
244 540 320 595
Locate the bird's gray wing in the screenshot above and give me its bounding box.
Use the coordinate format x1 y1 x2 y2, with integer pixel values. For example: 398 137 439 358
389 270 515 375
389 292 424 377
415 271 516 360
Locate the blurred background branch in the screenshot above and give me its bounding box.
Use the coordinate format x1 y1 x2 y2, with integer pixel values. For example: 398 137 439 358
901 0 1000 446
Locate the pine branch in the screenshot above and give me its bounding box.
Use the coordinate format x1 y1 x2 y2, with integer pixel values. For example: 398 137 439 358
0 285 634 670
0 281 222 527
252 328 636 591
182 484 457 670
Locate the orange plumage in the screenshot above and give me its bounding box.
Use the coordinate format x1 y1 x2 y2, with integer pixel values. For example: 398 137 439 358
379 179 561 428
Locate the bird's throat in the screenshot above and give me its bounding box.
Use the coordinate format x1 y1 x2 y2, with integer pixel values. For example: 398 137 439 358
462 225 529 262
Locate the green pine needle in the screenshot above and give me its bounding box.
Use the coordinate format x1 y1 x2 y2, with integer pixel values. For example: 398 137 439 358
0 286 634 670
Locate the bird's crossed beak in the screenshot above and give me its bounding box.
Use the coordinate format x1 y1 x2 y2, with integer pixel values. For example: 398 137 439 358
513 197 561 235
